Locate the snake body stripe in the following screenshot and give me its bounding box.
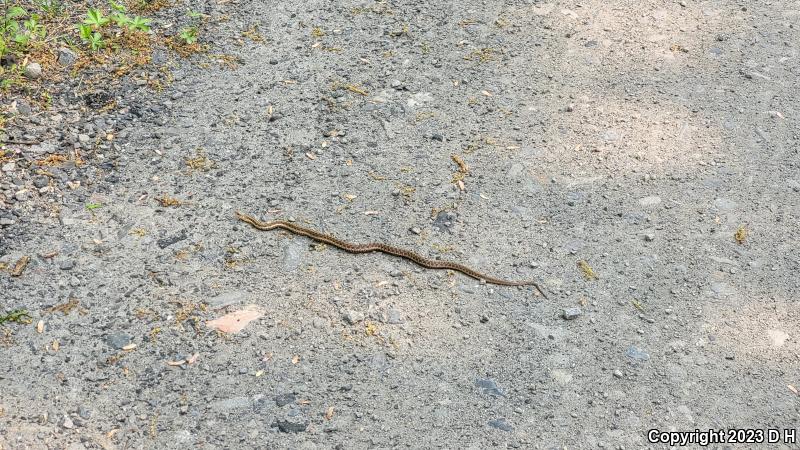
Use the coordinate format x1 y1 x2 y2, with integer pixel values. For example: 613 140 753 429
236 211 547 298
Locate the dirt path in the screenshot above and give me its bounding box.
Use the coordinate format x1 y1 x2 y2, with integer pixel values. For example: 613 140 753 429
2 0 798 448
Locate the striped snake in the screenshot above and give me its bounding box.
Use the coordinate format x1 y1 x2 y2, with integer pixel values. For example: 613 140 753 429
236 211 547 298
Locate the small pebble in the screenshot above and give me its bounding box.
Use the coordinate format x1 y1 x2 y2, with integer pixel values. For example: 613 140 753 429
24 62 43 79
562 307 582 320
343 310 364 325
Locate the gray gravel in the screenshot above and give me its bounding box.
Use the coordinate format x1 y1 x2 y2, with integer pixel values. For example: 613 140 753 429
2 0 799 448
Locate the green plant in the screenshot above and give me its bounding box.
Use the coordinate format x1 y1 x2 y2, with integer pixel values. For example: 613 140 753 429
127 16 151 32
36 0 62 18
83 8 110 28
108 1 149 31
23 15 46 40
109 0 126 13
0 6 28 58
0 66 23 90
76 3 151 52
79 24 105 50
0 309 32 325
110 13 131 27
179 26 197 44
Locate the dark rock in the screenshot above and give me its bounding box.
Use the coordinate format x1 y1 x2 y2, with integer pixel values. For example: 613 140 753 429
488 418 514 432
105 333 132 350
274 393 296 407
272 418 308 433
157 232 188 249
77 406 92 419
33 176 49 188
475 378 506 397
14 100 32 115
57 48 77 66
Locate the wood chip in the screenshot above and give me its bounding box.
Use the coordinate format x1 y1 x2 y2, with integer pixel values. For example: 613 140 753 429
306 152 317 160
291 355 301 364
36 320 44 333
10 256 30 277
324 406 335 420
166 360 186 366
121 343 137 351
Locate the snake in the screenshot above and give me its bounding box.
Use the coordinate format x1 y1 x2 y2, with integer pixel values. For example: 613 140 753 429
236 211 547 298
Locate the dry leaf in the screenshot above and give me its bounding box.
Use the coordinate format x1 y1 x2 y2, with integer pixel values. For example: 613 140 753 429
306 152 317 160
577 260 598 280
36 320 44 333
186 353 199 365
734 225 748 244
789 385 798 395
122 343 137 351
342 194 357 202
206 305 263 333
52 340 60 351
255 370 264 377
324 406 335 420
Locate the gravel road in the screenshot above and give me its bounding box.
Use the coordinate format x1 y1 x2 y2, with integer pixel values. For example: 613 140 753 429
1 0 798 448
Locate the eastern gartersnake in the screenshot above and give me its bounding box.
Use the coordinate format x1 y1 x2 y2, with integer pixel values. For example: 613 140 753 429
236 211 547 298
